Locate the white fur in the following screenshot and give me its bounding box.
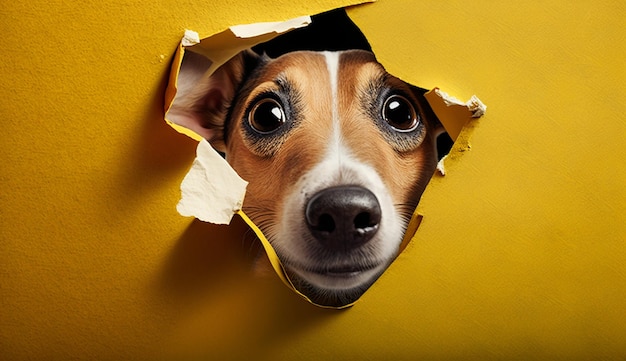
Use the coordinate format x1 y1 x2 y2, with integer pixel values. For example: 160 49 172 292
323 51 342 152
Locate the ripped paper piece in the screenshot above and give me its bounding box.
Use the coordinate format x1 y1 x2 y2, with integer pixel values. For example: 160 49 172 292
181 30 201 47
437 90 486 118
177 140 248 224
436 156 447 176
425 89 485 176
425 88 486 141
230 16 311 38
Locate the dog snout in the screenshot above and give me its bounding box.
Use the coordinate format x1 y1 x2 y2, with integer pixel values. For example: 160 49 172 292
305 186 381 252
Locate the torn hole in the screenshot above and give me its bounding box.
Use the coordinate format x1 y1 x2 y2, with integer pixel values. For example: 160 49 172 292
165 7 484 308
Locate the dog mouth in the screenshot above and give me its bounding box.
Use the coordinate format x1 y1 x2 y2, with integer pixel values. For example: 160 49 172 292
281 259 389 307
307 263 379 278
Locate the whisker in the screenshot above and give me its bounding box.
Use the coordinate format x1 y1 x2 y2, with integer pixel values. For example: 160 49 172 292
394 202 419 217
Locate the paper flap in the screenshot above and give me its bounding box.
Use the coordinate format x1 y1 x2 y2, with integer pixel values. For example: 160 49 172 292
177 140 248 225
425 88 486 141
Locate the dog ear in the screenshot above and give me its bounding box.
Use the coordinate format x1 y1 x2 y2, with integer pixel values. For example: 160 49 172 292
168 50 261 151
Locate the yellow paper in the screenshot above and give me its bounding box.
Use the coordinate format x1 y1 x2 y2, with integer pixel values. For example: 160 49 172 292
4 0 624 359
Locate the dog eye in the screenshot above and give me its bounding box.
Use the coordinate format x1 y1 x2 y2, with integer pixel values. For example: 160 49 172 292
248 97 286 133
382 95 419 132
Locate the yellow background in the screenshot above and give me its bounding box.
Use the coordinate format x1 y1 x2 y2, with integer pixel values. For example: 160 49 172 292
1 0 625 359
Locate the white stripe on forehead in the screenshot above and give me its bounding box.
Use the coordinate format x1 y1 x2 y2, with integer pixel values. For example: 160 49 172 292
323 51 342 158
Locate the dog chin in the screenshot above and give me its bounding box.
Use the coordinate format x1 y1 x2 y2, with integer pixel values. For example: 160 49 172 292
283 260 390 307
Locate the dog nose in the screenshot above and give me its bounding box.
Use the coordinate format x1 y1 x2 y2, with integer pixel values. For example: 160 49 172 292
305 186 382 251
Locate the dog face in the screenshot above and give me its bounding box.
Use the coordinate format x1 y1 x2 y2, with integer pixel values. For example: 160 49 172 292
172 49 442 307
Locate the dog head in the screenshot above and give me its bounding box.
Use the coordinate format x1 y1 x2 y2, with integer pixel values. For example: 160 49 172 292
171 49 443 307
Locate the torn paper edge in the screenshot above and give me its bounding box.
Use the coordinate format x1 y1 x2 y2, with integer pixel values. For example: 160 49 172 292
229 16 312 38
436 155 447 176
435 89 487 118
181 30 200 47
426 88 487 176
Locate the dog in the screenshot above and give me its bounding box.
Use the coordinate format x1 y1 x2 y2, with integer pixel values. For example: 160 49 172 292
171 49 443 307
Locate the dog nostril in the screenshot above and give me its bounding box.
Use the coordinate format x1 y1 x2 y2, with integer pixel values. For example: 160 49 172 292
354 212 375 231
315 214 336 233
